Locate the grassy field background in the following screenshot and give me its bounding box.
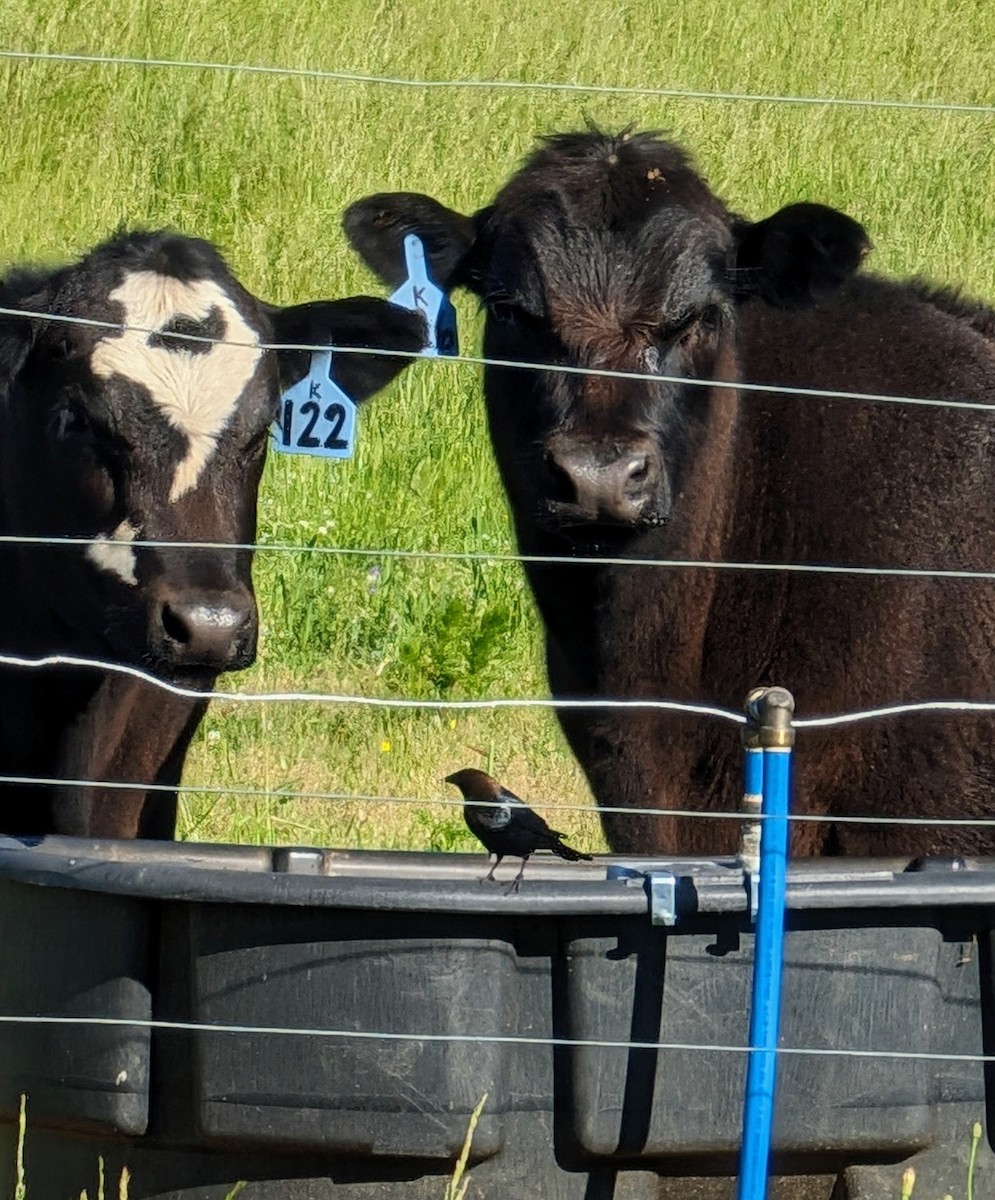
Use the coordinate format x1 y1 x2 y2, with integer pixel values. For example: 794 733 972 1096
2 0 995 852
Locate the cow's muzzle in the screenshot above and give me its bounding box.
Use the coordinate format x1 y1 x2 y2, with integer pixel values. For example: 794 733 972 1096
542 435 666 529
151 587 258 671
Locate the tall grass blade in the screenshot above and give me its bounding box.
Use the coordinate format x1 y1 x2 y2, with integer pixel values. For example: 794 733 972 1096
443 1092 488 1200
13 1094 26 1200
967 1120 982 1200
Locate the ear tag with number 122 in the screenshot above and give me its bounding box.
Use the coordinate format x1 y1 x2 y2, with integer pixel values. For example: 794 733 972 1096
389 233 459 356
271 349 356 459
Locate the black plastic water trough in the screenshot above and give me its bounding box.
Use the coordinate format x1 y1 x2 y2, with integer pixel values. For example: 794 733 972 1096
0 836 993 1199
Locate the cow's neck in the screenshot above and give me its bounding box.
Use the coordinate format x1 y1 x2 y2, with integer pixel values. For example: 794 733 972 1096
0 540 108 786
512 348 751 701
597 377 747 701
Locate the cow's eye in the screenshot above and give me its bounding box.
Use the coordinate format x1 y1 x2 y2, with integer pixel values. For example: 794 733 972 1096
673 305 723 347
50 402 92 441
488 297 547 332
490 299 518 324
244 428 269 458
658 310 695 345
698 304 722 333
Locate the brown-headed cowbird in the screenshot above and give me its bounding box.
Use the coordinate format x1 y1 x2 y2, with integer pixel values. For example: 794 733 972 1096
445 767 593 891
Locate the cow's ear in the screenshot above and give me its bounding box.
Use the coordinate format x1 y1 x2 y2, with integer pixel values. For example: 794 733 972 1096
732 202 870 309
0 318 34 397
343 192 478 292
270 296 427 403
0 276 50 397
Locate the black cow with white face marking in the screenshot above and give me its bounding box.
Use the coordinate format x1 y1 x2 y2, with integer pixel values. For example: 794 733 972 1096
0 230 425 838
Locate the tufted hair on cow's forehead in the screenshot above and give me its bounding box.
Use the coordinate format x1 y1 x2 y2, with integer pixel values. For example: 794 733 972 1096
527 128 695 174
0 230 247 322
492 127 730 231
73 229 237 286
36 232 249 322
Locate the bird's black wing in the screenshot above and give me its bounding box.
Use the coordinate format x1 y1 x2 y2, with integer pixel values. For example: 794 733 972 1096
499 789 593 861
500 793 568 850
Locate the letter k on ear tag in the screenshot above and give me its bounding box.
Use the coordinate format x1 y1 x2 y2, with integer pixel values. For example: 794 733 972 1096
271 349 357 459
389 233 459 357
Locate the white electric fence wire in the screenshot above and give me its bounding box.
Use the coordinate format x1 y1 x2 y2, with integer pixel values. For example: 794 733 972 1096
3 304 995 415
5 653 995 730
6 532 995 586
0 1011 987 1065
7 772 995 828
2 48 995 116
0 653 746 722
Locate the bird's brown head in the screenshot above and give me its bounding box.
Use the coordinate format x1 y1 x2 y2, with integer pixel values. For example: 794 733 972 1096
444 768 499 796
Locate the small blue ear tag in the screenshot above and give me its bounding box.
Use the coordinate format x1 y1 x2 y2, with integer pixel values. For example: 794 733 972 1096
389 234 459 357
271 350 356 459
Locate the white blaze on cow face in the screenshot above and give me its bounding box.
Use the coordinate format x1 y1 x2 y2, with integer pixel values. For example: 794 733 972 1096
91 273 263 501
86 519 139 586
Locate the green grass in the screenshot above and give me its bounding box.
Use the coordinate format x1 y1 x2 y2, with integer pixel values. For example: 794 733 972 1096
2 0 995 850
9 1091 485 1200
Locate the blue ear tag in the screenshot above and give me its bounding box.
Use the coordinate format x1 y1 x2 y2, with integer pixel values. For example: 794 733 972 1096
271 349 356 459
389 233 459 357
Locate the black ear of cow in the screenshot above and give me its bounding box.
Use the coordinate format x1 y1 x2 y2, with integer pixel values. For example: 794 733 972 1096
343 192 477 291
0 274 51 397
733 202 871 309
270 296 428 403
0 317 35 395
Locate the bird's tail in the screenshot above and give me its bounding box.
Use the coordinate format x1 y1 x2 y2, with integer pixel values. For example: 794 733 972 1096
552 835 594 862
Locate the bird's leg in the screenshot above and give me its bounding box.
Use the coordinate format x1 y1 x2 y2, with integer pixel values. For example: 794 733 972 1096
505 856 529 895
480 854 502 884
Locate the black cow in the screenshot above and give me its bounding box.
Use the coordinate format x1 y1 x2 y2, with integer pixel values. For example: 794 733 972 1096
0 229 424 838
345 127 995 859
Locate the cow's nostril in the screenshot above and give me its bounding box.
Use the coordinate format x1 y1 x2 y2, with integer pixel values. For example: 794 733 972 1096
545 451 579 504
627 455 650 486
161 602 193 645
155 594 257 669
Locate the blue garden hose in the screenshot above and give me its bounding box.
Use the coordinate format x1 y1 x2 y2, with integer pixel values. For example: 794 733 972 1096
736 687 794 1200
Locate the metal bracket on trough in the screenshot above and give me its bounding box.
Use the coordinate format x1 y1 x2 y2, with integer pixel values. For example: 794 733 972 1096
648 871 678 926
606 863 678 925
746 872 759 920
271 847 325 875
